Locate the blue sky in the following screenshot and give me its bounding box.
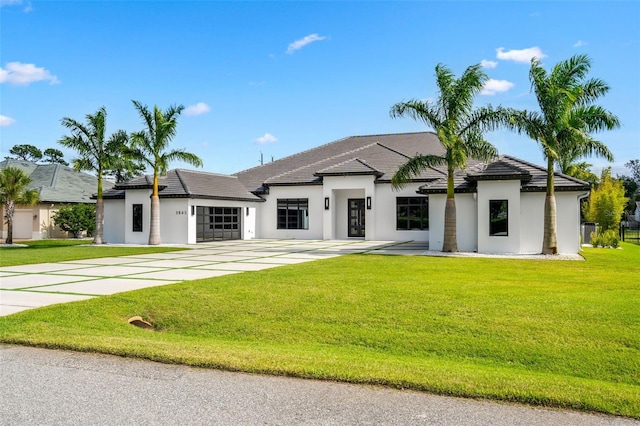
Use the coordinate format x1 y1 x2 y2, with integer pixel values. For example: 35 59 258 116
1 1 638 176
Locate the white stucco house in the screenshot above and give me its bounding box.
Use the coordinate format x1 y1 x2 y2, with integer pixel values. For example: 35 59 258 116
102 132 590 254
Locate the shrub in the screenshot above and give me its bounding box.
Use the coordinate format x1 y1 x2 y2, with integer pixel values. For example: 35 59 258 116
589 229 619 248
53 204 96 238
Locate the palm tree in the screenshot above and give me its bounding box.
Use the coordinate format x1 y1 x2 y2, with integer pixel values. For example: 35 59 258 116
562 161 600 186
510 54 619 254
130 100 203 245
0 167 39 244
59 107 129 244
390 63 512 252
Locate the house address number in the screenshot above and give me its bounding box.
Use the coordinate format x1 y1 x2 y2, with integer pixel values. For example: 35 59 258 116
175 210 187 215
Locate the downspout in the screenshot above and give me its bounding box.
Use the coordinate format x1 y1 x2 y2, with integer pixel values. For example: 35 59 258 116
577 191 590 249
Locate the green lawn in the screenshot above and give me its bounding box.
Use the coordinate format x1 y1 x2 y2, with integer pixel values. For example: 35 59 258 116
1 243 638 418
0 239 187 267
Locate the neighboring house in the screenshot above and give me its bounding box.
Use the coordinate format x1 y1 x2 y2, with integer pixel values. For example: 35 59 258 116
0 159 111 240
635 201 640 223
103 132 589 254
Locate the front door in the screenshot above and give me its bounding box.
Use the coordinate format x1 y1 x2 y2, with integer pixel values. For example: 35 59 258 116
348 198 365 238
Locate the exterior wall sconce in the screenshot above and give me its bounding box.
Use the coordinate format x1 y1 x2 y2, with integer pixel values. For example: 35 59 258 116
191 205 195 216
366 196 372 210
324 197 330 210
246 207 250 216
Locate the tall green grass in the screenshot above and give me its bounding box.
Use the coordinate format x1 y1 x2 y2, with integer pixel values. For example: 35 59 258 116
0 239 186 266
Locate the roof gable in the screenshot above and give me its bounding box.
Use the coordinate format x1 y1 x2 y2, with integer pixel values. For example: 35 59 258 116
237 132 445 190
0 159 109 203
106 169 263 202
315 158 383 177
419 155 590 194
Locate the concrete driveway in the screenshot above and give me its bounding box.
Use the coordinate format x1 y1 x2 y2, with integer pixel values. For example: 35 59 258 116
0 239 412 316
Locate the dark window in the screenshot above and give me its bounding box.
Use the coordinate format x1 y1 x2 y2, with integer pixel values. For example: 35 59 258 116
277 199 309 230
132 204 143 232
489 200 508 236
396 197 429 230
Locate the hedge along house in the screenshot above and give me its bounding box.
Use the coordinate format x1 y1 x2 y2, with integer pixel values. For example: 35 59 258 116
102 169 264 244
0 159 111 240
103 132 589 254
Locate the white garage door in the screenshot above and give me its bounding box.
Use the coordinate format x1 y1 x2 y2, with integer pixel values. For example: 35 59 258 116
13 210 33 239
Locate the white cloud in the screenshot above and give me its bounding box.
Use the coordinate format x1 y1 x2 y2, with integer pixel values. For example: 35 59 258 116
0 62 59 85
255 133 278 145
286 34 327 54
480 59 498 69
249 81 265 86
496 46 547 63
0 1 32 12
573 40 587 47
183 102 210 116
481 79 515 96
0 114 16 126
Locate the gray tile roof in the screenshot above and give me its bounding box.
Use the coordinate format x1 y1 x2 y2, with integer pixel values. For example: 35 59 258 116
418 155 590 194
315 158 383 177
0 159 111 203
105 169 263 202
235 132 446 191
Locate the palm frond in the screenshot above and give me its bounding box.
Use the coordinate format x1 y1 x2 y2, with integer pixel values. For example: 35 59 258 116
391 154 446 189
164 150 204 169
389 99 442 130
464 132 498 162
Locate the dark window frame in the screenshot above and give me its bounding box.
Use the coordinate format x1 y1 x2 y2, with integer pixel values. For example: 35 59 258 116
277 198 309 230
489 199 509 236
132 204 143 232
396 197 429 230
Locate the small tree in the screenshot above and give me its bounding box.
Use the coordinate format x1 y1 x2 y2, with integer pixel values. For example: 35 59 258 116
626 159 640 184
583 168 628 232
43 148 69 166
9 144 43 162
0 167 39 244
618 175 638 217
53 204 96 238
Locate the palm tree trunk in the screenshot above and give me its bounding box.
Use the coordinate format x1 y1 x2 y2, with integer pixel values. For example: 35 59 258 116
443 197 458 252
442 164 458 252
6 222 13 244
94 168 104 244
542 157 558 254
6 201 14 245
149 172 161 245
149 195 161 245
94 198 104 244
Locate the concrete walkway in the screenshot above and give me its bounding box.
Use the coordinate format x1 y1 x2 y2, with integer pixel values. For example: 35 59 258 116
0 239 407 316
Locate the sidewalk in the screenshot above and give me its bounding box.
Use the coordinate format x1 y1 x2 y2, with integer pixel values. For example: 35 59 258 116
0 239 402 316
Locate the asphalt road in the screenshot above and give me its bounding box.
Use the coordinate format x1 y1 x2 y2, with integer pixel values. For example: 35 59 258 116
1 345 637 426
